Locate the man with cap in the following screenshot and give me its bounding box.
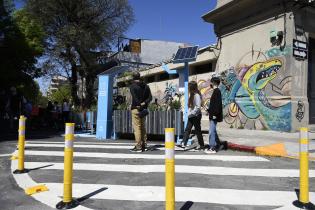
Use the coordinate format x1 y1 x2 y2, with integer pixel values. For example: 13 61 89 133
129 72 152 152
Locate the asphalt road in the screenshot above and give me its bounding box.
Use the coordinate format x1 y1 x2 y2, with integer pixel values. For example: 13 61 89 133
1 134 315 210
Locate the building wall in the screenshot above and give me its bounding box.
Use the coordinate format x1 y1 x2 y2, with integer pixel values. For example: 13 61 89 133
213 9 315 132
214 13 298 131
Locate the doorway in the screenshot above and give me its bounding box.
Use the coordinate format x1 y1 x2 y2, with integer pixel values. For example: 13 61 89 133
308 37 315 124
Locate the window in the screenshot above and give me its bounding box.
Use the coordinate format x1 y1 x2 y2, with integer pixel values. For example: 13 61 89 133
191 63 213 75
158 72 170 82
144 75 155 83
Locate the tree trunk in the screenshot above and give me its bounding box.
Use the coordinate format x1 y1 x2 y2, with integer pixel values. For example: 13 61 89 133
84 74 96 109
66 47 80 107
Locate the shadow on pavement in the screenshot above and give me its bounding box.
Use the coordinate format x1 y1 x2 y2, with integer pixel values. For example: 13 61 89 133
0 130 62 142
77 187 108 203
27 164 54 172
180 201 194 210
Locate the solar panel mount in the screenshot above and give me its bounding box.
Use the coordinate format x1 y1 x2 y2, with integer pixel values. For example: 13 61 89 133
173 46 198 64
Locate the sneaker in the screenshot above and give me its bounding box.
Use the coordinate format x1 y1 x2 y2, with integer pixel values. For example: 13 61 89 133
142 144 149 151
192 146 206 152
184 144 197 151
204 147 217 154
129 146 143 153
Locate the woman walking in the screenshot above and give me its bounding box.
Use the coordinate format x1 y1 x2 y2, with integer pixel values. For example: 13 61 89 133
181 81 205 150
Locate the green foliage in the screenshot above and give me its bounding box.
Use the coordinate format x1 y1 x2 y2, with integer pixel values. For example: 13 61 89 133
169 100 181 110
0 1 45 91
13 8 45 56
48 85 71 104
116 103 129 110
25 0 135 109
35 92 48 107
148 103 160 111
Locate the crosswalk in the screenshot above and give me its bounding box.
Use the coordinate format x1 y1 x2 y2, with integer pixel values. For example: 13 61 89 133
11 138 315 210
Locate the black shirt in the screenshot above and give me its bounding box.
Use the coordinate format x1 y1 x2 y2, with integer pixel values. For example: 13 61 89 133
129 81 152 110
208 88 223 122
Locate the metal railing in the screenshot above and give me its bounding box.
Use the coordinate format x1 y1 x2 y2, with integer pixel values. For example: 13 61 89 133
113 110 183 136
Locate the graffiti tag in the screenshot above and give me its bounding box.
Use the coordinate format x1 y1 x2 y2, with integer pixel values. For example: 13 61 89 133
295 100 305 122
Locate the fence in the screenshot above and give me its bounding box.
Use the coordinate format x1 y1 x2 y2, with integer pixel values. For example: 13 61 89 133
113 110 183 136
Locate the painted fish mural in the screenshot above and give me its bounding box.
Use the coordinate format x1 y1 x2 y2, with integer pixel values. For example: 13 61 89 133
220 59 291 132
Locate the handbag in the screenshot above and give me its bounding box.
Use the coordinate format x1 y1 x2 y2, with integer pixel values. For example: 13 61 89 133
138 109 149 118
138 85 149 118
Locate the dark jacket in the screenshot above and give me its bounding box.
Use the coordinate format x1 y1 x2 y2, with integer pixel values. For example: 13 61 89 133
208 88 223 122
129 81 152 110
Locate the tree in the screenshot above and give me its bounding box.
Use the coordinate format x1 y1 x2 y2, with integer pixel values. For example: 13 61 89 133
13 8 45 56
48 84 71 105
25 0 134 109
0 0 45 96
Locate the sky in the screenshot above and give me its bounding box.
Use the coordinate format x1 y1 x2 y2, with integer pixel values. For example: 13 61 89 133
14 0 217 93
126 0 217 47
15 0 217 47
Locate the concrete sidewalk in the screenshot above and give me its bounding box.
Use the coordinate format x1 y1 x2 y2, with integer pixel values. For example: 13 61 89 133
214 125 315 159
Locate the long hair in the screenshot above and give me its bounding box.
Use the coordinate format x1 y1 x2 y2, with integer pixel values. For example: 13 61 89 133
188 81 202 108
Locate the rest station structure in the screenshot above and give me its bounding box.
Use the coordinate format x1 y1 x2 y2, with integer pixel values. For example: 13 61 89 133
96 45 199 142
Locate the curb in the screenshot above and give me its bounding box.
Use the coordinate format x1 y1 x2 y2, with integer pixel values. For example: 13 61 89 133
227 142 256 153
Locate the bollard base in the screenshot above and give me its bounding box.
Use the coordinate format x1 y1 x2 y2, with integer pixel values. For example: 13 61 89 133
13 169 29 174
293 200 315 210
56 199 80 209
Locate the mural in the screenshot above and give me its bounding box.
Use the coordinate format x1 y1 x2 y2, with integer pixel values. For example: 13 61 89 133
219 57 292 132
197 79 212 109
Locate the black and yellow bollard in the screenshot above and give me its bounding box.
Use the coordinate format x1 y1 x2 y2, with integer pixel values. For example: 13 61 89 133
165 128 175 210
56 123 79 209
13 115 29 174
293 127 315 209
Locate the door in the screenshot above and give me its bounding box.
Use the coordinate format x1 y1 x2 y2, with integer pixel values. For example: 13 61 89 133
308 38 315 124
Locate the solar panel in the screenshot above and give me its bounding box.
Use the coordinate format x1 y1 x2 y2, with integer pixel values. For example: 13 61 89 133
173 46 198 63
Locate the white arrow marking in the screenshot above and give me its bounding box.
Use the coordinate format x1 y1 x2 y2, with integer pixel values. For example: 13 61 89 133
293 49 307 58
25 162 315 177
294 41 307 49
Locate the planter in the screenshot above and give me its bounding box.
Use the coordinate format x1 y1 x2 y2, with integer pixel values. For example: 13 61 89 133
113 110 183 136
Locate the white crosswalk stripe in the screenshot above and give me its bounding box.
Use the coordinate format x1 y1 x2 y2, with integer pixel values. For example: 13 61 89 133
44 183 315 206
25 143 186 151
11 140 314 210
24 150 269 162
24 162 315 177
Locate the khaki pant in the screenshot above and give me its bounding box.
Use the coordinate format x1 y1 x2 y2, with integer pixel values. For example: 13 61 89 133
131 109 147 149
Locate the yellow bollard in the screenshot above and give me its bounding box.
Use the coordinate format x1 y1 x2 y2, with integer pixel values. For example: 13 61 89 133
165 128 175 210
293 127 315 209
56 123 79 209
13 116 28 174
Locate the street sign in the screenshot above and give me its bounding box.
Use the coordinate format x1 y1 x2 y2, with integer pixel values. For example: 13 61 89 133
293 39 308 60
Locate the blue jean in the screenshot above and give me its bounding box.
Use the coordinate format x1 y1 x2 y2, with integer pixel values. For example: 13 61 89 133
209 120 218 147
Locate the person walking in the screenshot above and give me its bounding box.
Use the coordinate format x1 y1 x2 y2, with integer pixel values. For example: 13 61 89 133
129 72 152 152
62 99 70 123
181 81 205 151
205 77 223 154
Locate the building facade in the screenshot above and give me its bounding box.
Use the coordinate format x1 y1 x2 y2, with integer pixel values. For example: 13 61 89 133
202 0 315 132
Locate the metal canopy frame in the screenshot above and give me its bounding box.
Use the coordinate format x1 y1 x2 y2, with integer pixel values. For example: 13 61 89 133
96 66 130 139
